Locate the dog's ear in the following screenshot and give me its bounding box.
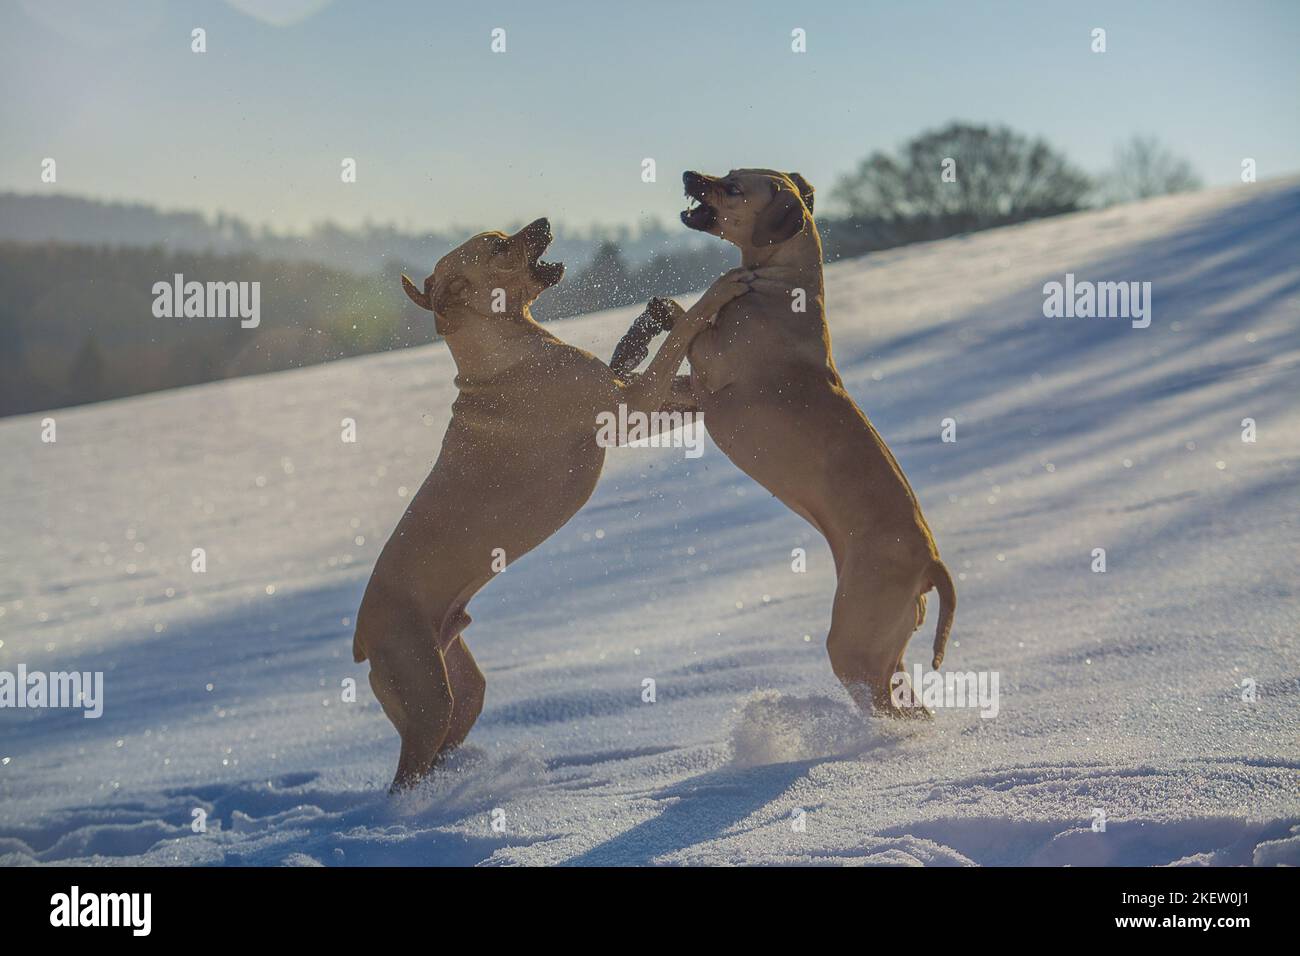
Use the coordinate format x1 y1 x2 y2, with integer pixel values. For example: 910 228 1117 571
786 172 814 214
431 277 470 337
403 273 470 336
752 187 806 246
432 277 469 312
401 274 432 310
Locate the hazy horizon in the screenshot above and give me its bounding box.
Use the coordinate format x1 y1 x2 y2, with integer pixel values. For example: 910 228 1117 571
3 0 1298 235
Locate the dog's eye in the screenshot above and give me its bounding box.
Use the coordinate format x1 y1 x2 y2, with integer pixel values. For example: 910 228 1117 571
725 184 742 196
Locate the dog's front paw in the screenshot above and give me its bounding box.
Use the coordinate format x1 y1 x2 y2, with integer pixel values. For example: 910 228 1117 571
611 298 685 376
645 297 686 333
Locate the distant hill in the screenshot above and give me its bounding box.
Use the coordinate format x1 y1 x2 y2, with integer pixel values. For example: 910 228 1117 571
0 193 721 276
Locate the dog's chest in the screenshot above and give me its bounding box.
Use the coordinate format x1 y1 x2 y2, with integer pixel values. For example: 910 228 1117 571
689 297 832 396
692 297 812 365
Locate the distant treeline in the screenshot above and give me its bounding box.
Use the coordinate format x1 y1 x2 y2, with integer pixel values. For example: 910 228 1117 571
0 239 737 416
2 124 1203 416
0 243 407 416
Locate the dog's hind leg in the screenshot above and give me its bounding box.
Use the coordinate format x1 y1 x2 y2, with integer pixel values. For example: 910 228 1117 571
826 554 933 719
436 634 486 760
365 613 456 793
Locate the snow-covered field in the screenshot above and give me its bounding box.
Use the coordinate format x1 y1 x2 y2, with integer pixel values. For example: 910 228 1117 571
2 180 1297 866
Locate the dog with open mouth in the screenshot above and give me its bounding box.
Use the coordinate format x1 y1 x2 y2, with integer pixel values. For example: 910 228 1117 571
353 218 750 792
673 169 957 718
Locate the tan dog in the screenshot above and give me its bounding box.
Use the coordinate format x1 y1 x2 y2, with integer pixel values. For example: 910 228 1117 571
671 169 957 717
353 217 749 792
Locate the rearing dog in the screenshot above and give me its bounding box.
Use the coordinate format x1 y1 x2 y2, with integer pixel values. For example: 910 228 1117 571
354 217 749 791
667 169 957 717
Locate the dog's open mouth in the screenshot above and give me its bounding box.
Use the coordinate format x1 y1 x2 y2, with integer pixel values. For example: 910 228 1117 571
529 250 564 286
521 219 565 286
681 172 718 231
682 196 717 231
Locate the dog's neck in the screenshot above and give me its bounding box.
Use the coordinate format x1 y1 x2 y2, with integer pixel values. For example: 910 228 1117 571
441 306 546 383
740 216 824 289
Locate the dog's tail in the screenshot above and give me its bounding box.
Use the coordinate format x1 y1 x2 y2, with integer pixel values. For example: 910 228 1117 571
927 559 957 669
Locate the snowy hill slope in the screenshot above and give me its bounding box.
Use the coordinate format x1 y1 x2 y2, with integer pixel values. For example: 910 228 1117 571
1 179 1297 866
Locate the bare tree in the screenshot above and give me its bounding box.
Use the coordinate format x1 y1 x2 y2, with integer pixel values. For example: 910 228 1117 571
1103 135 1202 203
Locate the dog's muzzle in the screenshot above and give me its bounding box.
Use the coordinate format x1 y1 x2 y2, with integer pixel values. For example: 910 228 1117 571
517 217 564 286
681 171 718 231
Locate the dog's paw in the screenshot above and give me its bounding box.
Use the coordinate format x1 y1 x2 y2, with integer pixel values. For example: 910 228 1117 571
891 701 935 721
610 334 651 378
645 297 685 332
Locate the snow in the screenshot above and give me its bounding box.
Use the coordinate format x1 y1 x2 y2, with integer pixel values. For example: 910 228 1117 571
1 179 1297 866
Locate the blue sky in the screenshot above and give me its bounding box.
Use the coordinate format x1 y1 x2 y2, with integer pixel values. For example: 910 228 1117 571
2 0 1297 233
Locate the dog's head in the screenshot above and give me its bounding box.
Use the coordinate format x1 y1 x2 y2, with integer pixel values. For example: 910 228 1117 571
682 169 815 251
401 217 564 333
